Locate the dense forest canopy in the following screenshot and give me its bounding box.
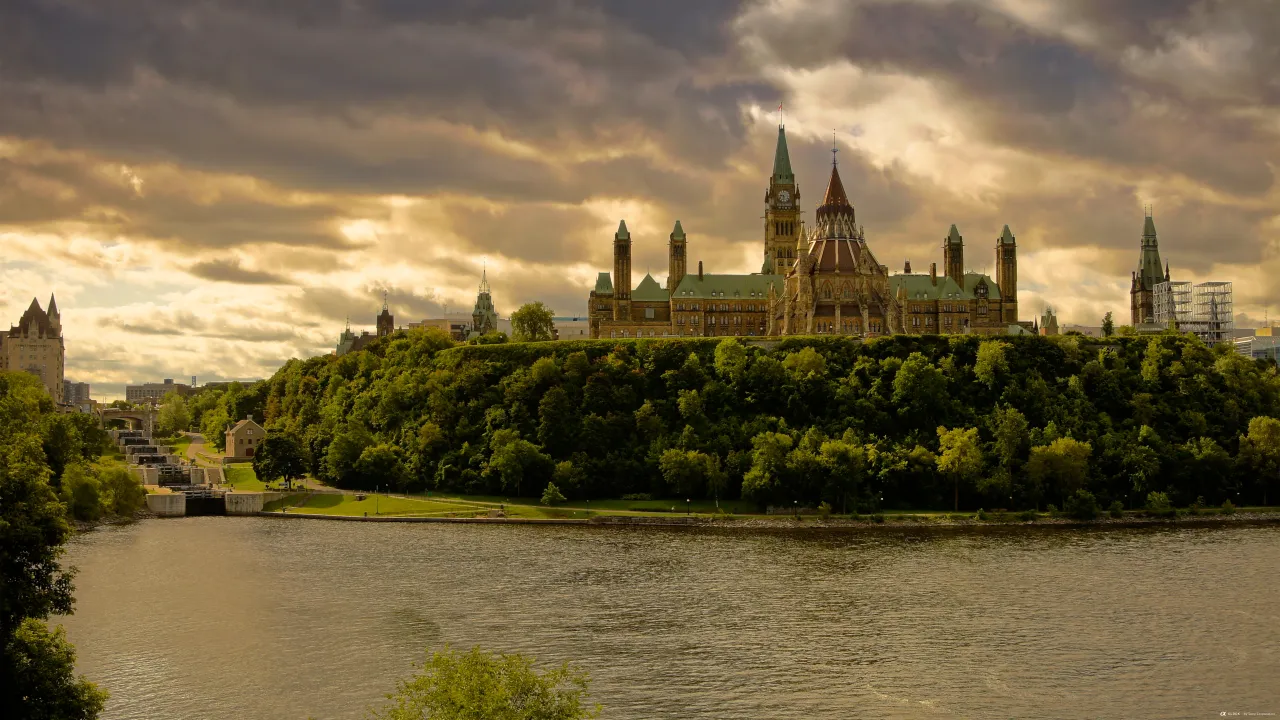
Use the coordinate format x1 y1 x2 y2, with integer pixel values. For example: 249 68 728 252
193 330 1280 512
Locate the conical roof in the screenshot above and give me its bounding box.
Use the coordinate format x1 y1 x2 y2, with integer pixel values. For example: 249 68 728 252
772 127 794 184
1137 214 1163 289
821 163 849 207
947 224 963 244
615 219 630 240
999 225 1015 244
1143 215 1157 239
671 220 685 239
48 294 59 315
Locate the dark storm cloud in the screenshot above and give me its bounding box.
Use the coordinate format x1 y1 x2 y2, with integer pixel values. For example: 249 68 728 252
745 0 1278 196
293 285 446 325
0 0 770 200
187 259 291 286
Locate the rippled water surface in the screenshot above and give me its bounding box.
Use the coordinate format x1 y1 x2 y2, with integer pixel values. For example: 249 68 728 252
60 519 1280 719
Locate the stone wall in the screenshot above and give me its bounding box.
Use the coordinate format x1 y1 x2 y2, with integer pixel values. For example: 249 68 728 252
146 493 186 517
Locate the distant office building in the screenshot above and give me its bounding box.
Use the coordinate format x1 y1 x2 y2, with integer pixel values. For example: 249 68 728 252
552 317 591 341
64 380 91 405
125 378 192 404
1235 327 1280 362
0 295 65 403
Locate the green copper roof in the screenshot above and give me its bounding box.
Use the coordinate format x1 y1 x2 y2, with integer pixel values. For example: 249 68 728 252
772 127 794 184
672 273 781 300
671 220 685 239
632 273 669 302
999 225 1015 244
616 220 630 240
890 272 1002 301
594 272 613 293
1138 214 1164 289
947 224 963 244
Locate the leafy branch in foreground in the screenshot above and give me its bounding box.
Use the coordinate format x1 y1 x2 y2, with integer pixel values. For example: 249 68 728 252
369 646 600 720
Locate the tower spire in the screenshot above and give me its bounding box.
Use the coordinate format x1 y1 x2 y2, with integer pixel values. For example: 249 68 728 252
831 130 839 167
382 290 388 312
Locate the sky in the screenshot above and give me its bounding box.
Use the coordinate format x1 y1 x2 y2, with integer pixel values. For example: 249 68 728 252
2 0 1279 399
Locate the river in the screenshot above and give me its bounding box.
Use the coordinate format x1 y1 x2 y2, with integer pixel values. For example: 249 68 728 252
59 518 1279 719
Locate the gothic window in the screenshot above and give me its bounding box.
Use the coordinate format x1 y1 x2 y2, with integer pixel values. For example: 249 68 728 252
926 317 933 326
821 284 832 300
871 320 881 333
944 316 952 328
645 308 655 319
912 317 920 328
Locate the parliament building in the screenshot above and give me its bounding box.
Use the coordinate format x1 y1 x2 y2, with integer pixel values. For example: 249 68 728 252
588 126 1024 339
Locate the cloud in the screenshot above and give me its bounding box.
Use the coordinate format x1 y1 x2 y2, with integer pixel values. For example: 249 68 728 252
2 0 1280 394
187 258 290 285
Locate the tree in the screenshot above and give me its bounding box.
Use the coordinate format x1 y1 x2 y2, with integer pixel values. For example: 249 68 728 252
201 407 231 452
1063 489 1100 520
99 466 146 517
741 432 793 507
0 372 104 718
1102 312 1115 337
3 620 107 720
253 432 309 489
40 414 83 485
156 391 192 437
658 449 723 498
370 646 599 720
819 437 866 513
356 445 408 491
936 426 983 511
713 339 748 383
324 424 375 488
59 464 102 523
511 302 556 342
989 406 1030 498
782 347 826 378
541 482 566 506
1240 416 1280 505
1026 437 1092 508
974 341 1009 388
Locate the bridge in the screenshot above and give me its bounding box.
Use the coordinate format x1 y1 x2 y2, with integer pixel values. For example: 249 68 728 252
97 407 158 435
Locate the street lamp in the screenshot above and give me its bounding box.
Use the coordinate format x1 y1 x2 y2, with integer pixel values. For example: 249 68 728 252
793 499 798 520
686 499 691 515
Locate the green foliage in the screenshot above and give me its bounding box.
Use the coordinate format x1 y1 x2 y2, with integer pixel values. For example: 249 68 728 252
235 333 1280 511
3 620 108 719
1063 489 1100 521
1221 499 1236 515
1108 500 1125 518
369 646 599 720
1145 491 1175 517
1027 438 1092 508
99 467 146 516
511 302 556 342
541 482 567 506
658 449 725 498
253 432 309 488
1102 312 1115 337
0 373 103 718
156 391 192 436
58 465 102 523
471 331 509 345
937 426 982 511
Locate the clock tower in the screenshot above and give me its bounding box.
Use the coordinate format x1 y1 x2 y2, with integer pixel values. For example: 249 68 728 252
763 125 801 274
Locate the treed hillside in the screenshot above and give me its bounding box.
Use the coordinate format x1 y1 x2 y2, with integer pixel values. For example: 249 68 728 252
201 331 1280 511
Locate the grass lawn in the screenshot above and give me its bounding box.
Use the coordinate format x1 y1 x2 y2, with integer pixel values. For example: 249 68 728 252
265 492 481 517
225 463 267 491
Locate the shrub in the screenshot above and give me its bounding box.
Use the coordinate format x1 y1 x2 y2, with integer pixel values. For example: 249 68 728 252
1145 491 1175 517
818 501 832 520
541 482 566 506
59 464 102 522
1108 500 1124 519
871 513 885 524
1221 499 1236 515
1017 510 1038 522
1063 489 1100 521
101 466 146 516
975 508 989 521
1045 504 1058 515
620 493 652 501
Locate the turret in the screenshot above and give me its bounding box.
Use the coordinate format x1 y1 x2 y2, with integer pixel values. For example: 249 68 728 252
667 220 687 292
943 225 964 286
996 225 1017 322
613 220 632 321
376 292 394 337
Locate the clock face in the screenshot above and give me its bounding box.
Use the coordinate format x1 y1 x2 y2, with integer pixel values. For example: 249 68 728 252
777 190 791 204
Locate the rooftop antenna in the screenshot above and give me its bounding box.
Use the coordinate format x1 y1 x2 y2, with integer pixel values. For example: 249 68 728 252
777 101 783 129
831 130 839 167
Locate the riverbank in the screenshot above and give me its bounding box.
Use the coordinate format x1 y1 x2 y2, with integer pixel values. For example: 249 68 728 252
255 507 1280 530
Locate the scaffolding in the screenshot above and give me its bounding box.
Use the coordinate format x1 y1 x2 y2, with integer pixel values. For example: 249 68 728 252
1186 282 1234 345
1154 280 1234 345
1153 281 1192 327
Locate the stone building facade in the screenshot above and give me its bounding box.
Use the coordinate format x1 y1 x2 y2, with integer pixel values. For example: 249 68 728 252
224 415 265 459
0 296 65 403
588 126 1022 339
